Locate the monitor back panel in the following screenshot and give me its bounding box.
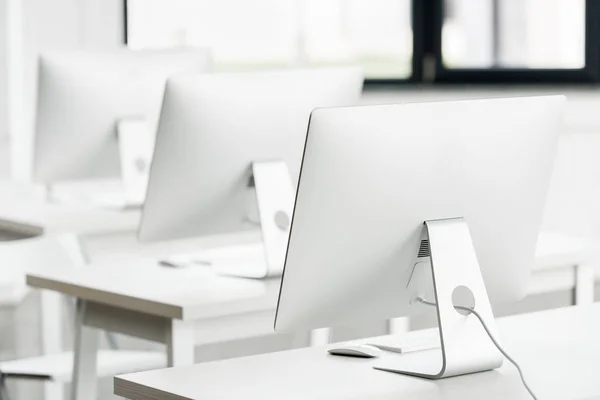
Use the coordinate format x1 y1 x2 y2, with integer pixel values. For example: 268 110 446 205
139 68 363 242
275 96 565 332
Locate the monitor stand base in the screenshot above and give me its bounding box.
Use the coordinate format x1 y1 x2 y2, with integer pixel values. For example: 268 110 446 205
374 218 503 379
168 161 295 278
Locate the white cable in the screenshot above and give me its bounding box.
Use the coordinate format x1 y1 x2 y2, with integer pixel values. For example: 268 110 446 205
416 297 538 400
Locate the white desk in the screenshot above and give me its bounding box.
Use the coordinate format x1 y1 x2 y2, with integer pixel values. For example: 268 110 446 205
27 261 283 400
26 231 597 400
115 303 600 400
0 181 140 237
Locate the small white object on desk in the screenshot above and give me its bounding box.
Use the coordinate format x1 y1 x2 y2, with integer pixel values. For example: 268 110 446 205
328 345 382 358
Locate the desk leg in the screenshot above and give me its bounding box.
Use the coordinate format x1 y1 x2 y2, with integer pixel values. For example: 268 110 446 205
0 375 9 400
574 264 595 305
166 320 195 367
387 317 410 335
309 328 331 346
39 291 65 400
39 290 63 355
43 383 63 400
70 299 99 400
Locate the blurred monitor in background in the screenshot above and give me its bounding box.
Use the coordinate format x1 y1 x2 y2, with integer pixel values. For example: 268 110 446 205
33 48 211 209
140 67 363 277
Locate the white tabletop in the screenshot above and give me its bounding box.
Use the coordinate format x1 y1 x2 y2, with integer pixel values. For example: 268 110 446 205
115 303 600 400
0 181 140 236
26 259 281 320
534 231 596 271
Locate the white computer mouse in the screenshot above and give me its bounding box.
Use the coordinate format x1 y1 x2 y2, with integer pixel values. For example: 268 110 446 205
327 345 382 358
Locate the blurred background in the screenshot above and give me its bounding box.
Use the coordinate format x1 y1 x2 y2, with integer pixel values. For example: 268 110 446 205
126 0 583 75
1 1 600 398
2 0 599 237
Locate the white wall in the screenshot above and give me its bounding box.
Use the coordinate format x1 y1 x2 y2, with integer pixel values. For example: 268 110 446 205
0 1 8 143
5 0 124 180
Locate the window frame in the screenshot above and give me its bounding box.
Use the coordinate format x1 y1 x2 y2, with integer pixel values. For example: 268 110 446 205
431 0 600 84
123 0 129 45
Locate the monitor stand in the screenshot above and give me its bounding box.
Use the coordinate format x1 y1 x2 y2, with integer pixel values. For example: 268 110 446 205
208 160 295 279
374 218 503 379
114 118 154 207
253 160 295 277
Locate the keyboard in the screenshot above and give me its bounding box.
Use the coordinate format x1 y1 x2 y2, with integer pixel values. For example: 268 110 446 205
90 192 143 210
159 243 266 269
50 187 143 210
367 329 441 354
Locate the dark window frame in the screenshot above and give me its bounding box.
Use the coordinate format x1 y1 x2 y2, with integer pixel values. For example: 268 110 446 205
124 0 600 85
432 0 600 84
123 0 128 45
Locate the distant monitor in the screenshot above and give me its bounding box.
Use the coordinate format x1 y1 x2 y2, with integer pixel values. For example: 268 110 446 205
140 68 363 277
32 48 211 204
275 96 564 378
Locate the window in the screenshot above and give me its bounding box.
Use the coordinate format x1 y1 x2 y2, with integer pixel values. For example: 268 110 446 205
125 0 600 84
126 0 412 80
443 0 585 69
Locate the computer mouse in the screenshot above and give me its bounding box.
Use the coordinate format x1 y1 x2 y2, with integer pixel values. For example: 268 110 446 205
327 345 382 358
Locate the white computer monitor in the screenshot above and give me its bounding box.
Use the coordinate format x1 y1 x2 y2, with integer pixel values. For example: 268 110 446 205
139 67 363 277
275 96 565 378
32 48 211 206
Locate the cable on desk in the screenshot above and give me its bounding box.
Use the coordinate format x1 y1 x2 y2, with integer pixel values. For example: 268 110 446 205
415 297 538 400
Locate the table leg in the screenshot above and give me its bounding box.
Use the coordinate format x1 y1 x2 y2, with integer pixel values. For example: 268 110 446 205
574 264 595 305
309 328 331 346
43 382 63 400
387 317 410 335
40 290 63 354
38 290 65 400
70 299 99 400
166 320 195 367
0 375 9 400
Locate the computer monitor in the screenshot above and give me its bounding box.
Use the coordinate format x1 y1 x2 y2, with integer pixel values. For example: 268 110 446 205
139 67 363 277
32 48 211 205
275 96 565 378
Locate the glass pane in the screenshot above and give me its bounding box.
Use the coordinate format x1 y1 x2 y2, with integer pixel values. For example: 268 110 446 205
127 0 412 79
443 0 585 69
